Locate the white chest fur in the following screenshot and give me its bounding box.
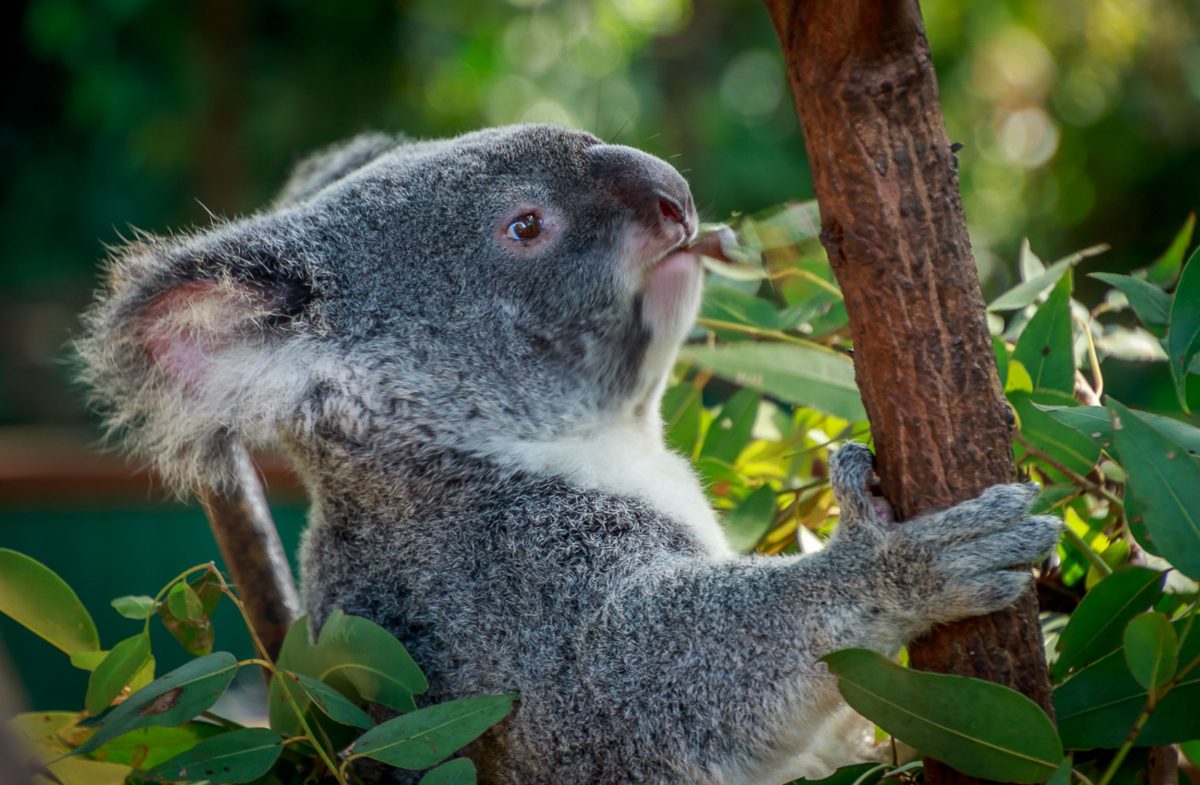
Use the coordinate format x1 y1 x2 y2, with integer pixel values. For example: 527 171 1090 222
486 421 733 559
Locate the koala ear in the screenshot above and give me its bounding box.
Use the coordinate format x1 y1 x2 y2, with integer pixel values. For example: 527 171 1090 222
274 132 402 206
78 214 318 494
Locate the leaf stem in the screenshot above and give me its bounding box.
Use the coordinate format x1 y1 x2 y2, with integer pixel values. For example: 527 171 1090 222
1013 431 1123 509
1060 524 1113 578
1094 706 1152 785
695 317 837 349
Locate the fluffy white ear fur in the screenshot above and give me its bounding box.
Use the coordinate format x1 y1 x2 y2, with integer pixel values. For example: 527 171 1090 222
81 262 316 494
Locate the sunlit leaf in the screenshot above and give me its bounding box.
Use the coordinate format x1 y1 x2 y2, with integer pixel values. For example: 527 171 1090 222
89 723 226 770
143 727 282 784
1012 272 1074 394
72 652 239 757
1122 612 1178 693
351 693 517 770
679 343 865 422
0 549 99 657
85 634 151 715
419 757 478 785
989 250 1069 311
1109 399 1200 578
1051 566 1164 681
1166 246 1200 411
1139 212 1194 287
821 649 1062 783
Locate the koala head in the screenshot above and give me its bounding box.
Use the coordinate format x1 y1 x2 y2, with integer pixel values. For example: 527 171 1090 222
79 125 705 491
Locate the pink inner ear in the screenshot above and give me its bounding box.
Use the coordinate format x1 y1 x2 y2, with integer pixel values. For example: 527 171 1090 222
139 280 259 389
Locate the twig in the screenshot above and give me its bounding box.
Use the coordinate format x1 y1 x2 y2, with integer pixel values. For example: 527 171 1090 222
1014 431 1123 509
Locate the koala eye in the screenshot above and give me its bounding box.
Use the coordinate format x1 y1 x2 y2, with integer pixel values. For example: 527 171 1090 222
506 213 542 241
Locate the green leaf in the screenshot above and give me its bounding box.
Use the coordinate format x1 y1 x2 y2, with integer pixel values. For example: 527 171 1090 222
351 693 517 770
88 723 226 769
1167 245 1200 411
167 582 204 622
1089 273 1170 328
821 649 1062 783
85 634 152 715
72 652 239 757
1047 758 1073 785
679 343 865 422
661 383 703 458
1012 392 1101 478
157 571 221 656
142 727 282 783
1036 403 1200 459
700 285 783 330
111 596 157 621
1012 271 1074 394
279 670 374 729
419 758 478 785
1139 212 1194 287
989 254 1071 312
1051 566 1164 681
0 549 99 657
70 651 110 672
270 613 427 734
700 388 760 466
787 763 886 785
1122 612 1178 693
722 485 776 553
1055 619 1200 748
1109 399 1200 579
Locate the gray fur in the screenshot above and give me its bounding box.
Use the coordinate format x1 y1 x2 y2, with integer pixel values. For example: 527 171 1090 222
77 124 1061 784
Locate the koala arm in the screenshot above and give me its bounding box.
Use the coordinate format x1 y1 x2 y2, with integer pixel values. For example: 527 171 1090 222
577 445 1060 781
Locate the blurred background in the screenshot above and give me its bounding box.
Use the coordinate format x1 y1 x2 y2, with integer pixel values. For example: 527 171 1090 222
1 0 1197 710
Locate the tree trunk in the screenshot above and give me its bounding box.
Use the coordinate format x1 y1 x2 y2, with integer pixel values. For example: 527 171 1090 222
762 1 1055 782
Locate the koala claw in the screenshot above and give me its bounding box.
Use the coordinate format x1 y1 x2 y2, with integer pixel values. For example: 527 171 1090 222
829 443 891 524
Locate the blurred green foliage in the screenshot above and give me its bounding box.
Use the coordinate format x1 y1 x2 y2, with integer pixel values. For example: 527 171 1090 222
1 0 1197 428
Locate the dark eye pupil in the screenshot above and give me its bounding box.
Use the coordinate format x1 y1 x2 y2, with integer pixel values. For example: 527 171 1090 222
508 214 541 241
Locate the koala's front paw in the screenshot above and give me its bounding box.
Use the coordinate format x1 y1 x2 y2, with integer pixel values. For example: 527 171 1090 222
826 443 1061 630
897 482 1061 624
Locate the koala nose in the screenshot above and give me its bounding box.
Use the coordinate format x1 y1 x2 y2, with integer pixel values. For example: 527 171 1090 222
657 192 688 229
588 144 696 238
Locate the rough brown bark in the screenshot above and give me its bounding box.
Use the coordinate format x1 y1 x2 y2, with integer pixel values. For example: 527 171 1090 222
762 1 1055 782
199 443 301 660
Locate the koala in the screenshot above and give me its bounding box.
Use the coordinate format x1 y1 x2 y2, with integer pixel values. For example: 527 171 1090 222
78 124 1060 784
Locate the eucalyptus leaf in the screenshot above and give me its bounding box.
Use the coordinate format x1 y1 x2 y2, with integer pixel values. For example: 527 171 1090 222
143 727 283 784
700 388 760 467
0 548 99 657
72 652 239 757
1089 273 1170 328
1122 612 1178 693
1012 272 1074 394
88 723 226 770
789 762 885 785
661 383 703 458
1110 399 1200 579
989 256 1071 312
821 649 1062 784
1139 212 1194 287
351 693 517 770
1055 619 1200 748
722 485 777 553
679 343 865 422
167 582 204 622
111 596 157 621
85 634 151 715
279 670 374 729
1012 392 1101 478
1035 403 1200 458
1166 246 1200 411
419 757 478 785
1051 566 1164 681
